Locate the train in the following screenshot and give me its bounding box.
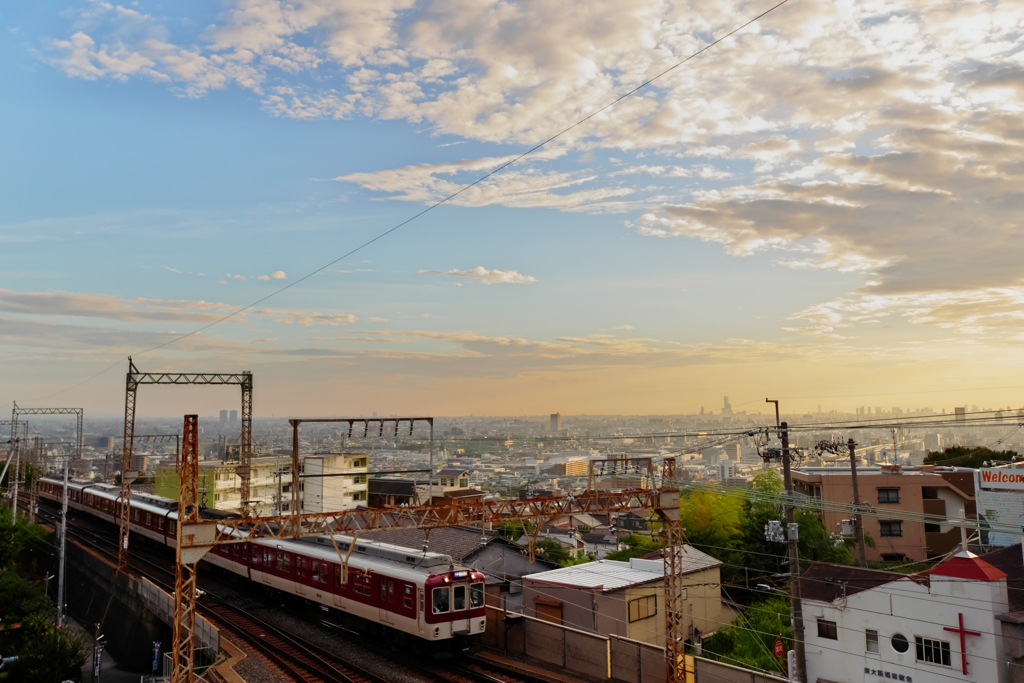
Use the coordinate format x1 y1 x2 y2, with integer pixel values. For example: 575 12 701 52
37 477 487 653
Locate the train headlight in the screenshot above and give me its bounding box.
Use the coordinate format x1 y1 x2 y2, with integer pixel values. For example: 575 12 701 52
479 620 485 630
434 627 440 636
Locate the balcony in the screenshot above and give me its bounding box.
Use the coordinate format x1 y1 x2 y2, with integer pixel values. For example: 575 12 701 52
922 498 946 517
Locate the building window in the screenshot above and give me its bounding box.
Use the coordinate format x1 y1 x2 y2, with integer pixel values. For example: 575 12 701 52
866 629 879 653
879 521 903 537
817 619 838 640
352 475 365 485
877 488 900 503
628 595 657 623
352 491 365 501
924 523 941 533
459 478 468 487
916 637 951 666
891 633 910 653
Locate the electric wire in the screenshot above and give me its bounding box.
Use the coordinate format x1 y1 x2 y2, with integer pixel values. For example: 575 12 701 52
29 0 796 403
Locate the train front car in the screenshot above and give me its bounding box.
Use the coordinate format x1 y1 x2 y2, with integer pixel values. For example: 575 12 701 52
425 567 486 654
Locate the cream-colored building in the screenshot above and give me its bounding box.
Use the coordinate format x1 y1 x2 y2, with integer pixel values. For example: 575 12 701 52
521 546 732 648
155 452 368 514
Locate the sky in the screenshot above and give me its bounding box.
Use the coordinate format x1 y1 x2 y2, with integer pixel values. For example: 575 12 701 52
2 0 1024 418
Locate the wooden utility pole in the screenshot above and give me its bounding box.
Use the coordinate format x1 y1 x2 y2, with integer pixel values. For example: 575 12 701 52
780 421 808 683
848 438 868 567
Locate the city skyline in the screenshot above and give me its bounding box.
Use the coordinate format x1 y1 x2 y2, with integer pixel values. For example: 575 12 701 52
3 1 1024 416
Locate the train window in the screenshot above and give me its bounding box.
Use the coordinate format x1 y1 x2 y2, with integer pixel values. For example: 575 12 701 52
380 580 387 601
471 583 484 609
453 585 466 611
157 517 165 530
277 553 291 572
432 587 450 614
252 549 261 567
313 561 325 584
132 509 140 521
145 512 152 526
403 585 414 610
355 572 371 596
388 580 394 597
297 557 306 574
169 521 176 533
267 550 276 568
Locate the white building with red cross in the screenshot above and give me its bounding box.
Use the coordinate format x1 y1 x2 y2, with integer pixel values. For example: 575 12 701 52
800 544 1020 683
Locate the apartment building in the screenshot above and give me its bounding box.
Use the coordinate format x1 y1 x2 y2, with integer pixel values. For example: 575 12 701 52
792 464 976 562
155 451 368 514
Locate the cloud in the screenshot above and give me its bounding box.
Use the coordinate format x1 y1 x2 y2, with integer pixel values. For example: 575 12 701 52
365 317 389 322
419 266 538 284
0 289 237 323
260 309 358 326
165 267 181 274
270 270 287 280
257 275 270 281
232 274 246 281
604 324 634 331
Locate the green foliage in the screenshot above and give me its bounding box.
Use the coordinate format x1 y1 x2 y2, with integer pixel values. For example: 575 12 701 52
0 513 48 571
576 524 592 535
748 471 784 516
604 534 661 561
495 520 535 542
795 505 852 565
534 539 591 566
3 614 88 683
702 595 791 674
0 571 51 627
924 446 1019 469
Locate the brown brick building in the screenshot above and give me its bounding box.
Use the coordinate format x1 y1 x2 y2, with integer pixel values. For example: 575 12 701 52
792 464 976 562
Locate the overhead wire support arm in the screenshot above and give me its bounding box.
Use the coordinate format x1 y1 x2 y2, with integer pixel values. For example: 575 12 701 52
118 357 253 572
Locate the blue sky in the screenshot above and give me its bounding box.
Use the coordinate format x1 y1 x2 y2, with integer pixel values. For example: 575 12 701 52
2 0 1024 417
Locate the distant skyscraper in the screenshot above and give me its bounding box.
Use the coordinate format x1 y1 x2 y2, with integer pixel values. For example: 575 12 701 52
955 407 966 422
550 413 561 433
722 396 733 416
230 409 238 423
220 410 228 424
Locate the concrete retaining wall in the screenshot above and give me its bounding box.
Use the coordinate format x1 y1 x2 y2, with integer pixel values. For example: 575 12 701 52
486 606 788 683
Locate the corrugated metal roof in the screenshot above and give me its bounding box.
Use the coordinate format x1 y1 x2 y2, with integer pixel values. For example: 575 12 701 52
522 545 720 591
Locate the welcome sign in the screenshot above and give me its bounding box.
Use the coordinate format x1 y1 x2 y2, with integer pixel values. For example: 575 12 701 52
979 468 1024 491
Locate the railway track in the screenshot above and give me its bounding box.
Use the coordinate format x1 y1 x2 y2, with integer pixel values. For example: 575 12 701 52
27 496 565 683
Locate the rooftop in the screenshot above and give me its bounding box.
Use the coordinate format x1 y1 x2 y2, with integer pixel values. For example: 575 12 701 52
523 546 720 591
800 563 925 604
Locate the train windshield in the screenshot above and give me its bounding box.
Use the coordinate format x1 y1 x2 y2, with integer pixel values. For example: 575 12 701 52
453 585 466 611
432 587 450 613
471 583 484 609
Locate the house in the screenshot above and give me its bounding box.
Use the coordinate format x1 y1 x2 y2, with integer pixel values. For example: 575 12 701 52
581 531 623 559
358 524 559 610
521 545 726 648
616 511 650 533
436 468 471 489
792 464 976 562
801 543 1015 683
367 478 422 508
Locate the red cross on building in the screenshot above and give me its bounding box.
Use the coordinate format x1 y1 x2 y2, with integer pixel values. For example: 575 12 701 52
944 612 981 675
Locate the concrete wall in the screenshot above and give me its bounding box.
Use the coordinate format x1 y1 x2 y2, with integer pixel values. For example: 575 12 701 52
487 606 788 683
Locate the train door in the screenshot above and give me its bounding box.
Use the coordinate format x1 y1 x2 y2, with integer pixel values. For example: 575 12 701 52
378 577 394 624
295 555 307 595
417 586 424 633
451 583 470 634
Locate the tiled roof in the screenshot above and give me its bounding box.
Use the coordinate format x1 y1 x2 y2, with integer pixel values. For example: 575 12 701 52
800 563 918 604
437 468 470 478
979 544 1024 611
924 553 1006 582
359 525 499 561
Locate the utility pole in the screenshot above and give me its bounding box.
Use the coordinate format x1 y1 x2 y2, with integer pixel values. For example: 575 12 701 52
58 457 69 627
11 439 20 523
848 438 868 567
780 421 807 683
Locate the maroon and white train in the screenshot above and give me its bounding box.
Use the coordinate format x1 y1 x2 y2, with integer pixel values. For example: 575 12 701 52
38 477 487 652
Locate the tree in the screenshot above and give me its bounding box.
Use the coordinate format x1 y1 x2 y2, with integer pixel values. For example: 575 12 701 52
3 615 88 683
576 524 592 536
924 446 1020 469
604 534 661 561
495 520 535 542
0 513 48 572
702 595 791 674
535 539 592 566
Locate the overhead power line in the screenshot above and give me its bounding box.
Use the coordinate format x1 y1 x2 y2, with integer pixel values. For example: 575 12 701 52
30 0 795 402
